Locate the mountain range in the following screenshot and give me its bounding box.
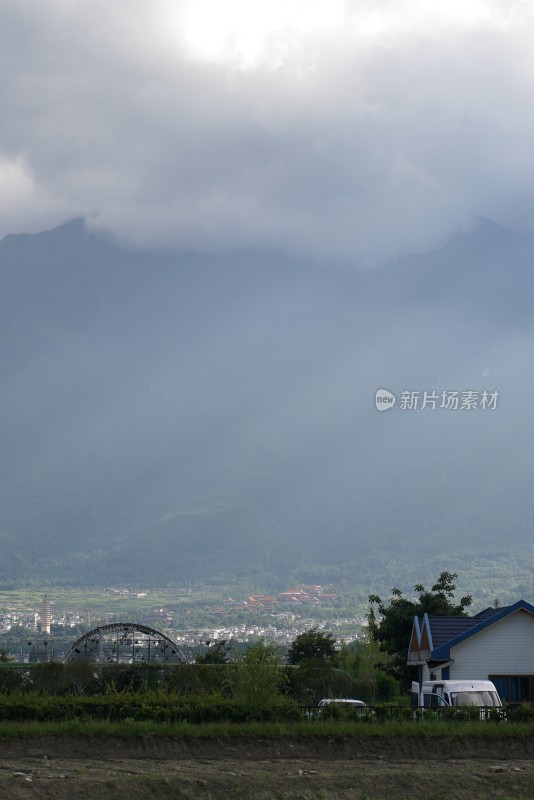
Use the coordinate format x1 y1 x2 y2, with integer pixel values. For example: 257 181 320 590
1 218 533 599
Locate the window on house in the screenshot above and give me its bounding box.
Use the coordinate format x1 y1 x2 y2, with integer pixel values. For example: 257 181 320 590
489 675 532 704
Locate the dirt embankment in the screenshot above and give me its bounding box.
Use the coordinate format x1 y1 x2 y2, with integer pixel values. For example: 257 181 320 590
3 733 534 761
1 736 534 800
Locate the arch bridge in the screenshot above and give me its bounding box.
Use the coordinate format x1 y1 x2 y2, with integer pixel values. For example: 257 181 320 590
67 623 187 664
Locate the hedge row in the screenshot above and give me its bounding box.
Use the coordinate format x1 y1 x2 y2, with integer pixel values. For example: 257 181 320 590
0 693 302 723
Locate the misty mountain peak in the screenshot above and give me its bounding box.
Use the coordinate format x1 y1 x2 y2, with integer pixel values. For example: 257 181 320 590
442 217 522 258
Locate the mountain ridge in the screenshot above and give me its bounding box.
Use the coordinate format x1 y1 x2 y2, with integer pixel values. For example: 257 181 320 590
1 218 533 594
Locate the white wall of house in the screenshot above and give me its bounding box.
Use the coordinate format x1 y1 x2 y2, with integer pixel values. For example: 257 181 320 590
448 610 534 679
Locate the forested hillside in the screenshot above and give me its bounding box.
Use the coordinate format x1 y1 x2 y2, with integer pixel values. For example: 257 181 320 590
1 218 533 598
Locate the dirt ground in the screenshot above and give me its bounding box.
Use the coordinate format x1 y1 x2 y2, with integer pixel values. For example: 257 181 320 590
1 735 534 799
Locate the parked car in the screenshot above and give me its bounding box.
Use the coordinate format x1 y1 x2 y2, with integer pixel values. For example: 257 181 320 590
317 698 367 709
314 698 369 718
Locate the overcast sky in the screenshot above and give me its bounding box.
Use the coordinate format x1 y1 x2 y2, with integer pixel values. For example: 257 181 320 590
1 0 534 263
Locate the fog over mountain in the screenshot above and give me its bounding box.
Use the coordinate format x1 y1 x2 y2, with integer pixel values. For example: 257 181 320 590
1 218 533 593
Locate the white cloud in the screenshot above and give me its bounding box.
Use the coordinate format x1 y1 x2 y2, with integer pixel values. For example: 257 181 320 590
0 157 34 208
1 0 534 260
0 155 74 235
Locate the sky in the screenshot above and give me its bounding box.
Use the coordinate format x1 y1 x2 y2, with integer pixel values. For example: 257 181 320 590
1 0 534 263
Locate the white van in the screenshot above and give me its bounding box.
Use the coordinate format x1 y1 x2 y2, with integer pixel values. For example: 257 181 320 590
411 680 502 709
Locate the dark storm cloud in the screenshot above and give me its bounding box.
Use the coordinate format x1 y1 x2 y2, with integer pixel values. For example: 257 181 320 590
1 0 534 260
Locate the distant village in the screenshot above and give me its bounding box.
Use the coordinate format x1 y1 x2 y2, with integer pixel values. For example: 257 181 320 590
0 584 365 659
214 584 338 614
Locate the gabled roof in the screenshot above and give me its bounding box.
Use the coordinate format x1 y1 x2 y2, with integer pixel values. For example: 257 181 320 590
473 606 507 620
408 615 422 656
425 615 482 648
408 599 534 665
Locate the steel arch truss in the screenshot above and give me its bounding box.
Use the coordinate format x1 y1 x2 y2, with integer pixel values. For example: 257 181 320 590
67 622 187 663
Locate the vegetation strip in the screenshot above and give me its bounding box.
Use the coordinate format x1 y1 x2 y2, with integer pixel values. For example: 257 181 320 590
2 719 534 738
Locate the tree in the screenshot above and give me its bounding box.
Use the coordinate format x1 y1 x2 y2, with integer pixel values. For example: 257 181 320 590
287 628 337 665
368 571 472 688
195 640 231 664
228 640 288 706
335 634 400 703
287 628 339 704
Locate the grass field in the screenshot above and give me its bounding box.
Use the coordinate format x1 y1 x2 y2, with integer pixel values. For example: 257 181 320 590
0 718 531 738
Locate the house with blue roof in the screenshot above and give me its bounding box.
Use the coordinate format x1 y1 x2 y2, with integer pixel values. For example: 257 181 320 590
407 599 534 704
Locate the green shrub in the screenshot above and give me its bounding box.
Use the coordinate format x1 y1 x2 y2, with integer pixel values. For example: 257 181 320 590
374 672 399 702
0 691 302 724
